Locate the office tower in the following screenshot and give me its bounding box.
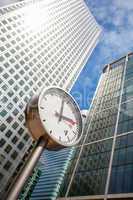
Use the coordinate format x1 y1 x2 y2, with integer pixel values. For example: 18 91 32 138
58 52 133 200
0 0 101 198
19 167 41 200
30 148 75 200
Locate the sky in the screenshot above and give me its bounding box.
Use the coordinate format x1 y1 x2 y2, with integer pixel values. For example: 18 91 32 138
71 0 133 110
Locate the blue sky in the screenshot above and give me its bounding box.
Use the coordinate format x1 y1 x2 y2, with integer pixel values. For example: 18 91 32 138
71 0 133 110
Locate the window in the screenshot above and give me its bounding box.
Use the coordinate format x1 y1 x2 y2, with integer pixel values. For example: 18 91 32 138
0 56 4 62
12 136 18 144
0 110 7 117
0 154 5 164
13 109 19 116
4 161 12 171
18 128 24 136
7 90 14 97
11 150 18 160
0 46 5 52
0 139 6 147
5 52 10 58
17 142 24 150
5 130 12 138
8 79 14 85
2 84 8 91
12 122 19 129
23 134 29 141
6 116 13 123
0 124 6 131
4 144 12 153
7 103 13 110
0 173 4 181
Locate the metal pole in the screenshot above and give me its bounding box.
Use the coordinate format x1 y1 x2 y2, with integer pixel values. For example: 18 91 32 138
6 137 47 200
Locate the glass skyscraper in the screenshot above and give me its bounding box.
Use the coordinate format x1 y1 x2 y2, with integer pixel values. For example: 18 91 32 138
58 53 133 200
0 0 101 199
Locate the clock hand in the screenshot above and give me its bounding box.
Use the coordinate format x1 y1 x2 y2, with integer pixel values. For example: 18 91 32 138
61 115 77 125
55 112 73 128
58 99 64 122
55 112 77 125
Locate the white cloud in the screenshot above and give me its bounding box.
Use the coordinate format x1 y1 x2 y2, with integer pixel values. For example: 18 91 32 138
87 0 133 64
113 0 133 10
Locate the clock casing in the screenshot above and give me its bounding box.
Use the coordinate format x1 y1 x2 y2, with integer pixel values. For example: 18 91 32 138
25 87 83 150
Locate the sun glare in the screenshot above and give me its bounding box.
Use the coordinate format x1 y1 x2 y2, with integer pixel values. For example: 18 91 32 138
24 4 48 31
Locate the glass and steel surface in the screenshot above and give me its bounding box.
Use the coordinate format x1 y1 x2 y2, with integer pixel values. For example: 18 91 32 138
58 53 133 199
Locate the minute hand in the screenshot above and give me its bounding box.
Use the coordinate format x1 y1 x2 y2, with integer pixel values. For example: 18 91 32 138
57 113 77 125
58 100 64 122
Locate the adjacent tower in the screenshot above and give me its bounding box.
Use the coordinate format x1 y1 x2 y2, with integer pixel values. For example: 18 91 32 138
58 53 133 200
0 0 101 198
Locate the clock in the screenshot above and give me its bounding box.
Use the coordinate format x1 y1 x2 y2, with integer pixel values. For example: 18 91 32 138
25 87 83 150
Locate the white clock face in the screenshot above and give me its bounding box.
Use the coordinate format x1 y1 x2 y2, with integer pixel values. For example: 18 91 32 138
38 87 82 146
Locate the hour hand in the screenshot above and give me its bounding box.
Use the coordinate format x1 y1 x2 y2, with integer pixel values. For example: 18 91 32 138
55 112 77 125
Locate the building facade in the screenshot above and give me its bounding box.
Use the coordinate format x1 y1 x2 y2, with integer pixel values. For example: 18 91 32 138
19 167 41 200
58 53 133 200
30 148 75 200
0 0 101 199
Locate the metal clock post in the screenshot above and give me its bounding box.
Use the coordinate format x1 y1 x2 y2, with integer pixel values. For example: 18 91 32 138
6 87 83 200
